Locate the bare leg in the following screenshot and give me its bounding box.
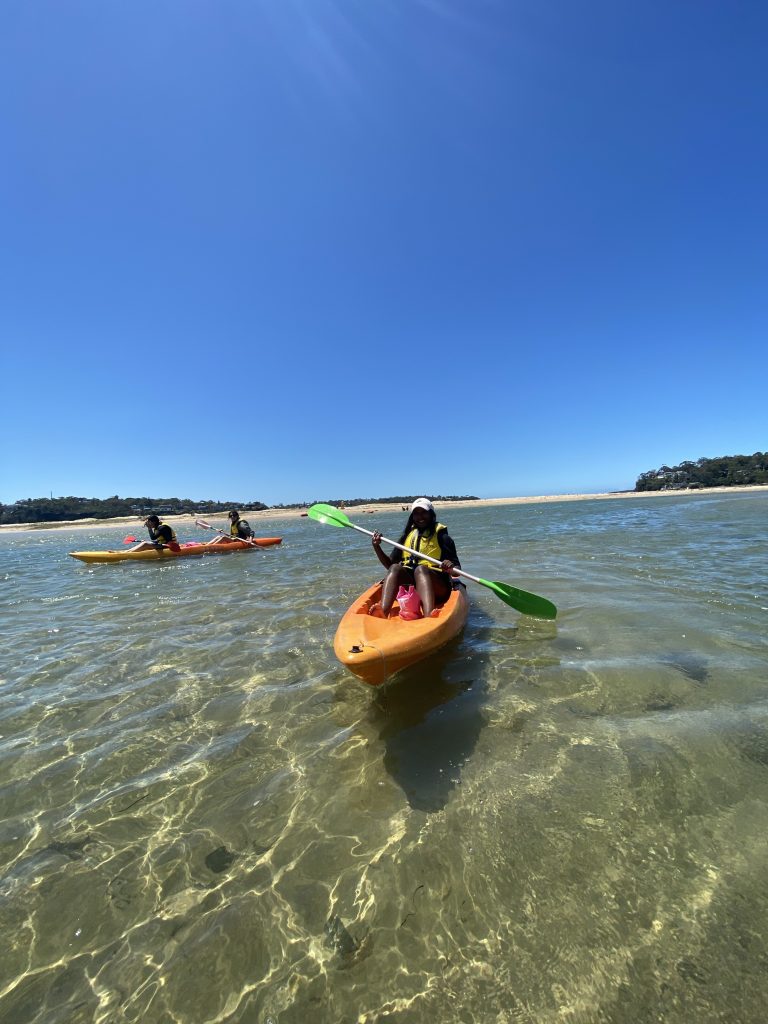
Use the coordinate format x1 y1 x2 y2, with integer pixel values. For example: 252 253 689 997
414 566 451 616
371 565 412 616
382 565 411 614
413 565 436 616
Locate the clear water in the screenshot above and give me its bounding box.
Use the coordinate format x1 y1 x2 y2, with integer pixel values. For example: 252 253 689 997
1 493 767 1023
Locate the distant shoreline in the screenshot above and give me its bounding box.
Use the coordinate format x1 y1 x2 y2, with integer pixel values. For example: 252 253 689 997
2 485 766 534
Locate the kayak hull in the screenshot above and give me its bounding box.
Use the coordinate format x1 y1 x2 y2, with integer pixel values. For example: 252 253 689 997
69 538 282 563
333 580 469 686
204 538 282 551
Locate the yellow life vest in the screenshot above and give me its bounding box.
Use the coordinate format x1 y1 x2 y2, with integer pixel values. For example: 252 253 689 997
401 523 447 571
230 519 251 538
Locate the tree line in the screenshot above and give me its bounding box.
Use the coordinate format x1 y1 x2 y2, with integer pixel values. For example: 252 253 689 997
636 452 768 491
0 496 267 525
1 494 479 524
271 494 480 509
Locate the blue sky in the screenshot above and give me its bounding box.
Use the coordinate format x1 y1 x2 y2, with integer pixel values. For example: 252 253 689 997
1 1 766 506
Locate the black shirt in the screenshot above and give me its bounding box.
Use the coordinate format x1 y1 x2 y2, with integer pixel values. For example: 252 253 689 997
149 524 175 547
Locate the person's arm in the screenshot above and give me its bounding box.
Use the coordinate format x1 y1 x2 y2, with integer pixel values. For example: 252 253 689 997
438 529 461 572
154 525 174 548
372 530 401 570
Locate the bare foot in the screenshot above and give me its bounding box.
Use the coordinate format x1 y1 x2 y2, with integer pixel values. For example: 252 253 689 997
369 603 387 619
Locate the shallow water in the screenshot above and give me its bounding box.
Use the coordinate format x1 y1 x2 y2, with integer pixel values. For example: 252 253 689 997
1 493 767 1023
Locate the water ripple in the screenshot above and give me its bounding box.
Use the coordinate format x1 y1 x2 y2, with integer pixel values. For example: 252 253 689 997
1 495 767 1022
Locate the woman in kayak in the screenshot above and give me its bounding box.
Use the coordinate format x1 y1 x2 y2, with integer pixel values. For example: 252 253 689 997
130 515 181 553
369 498 460 618
205 509 254 545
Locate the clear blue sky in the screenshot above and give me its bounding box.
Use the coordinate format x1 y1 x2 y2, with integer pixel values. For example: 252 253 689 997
1 1 766 505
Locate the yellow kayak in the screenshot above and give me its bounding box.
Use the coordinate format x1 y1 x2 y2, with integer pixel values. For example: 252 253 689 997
69 538 282 563
333 580 469 686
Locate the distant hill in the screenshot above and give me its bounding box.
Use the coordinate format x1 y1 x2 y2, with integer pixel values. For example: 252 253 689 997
635 453 767 491
0 496 267 525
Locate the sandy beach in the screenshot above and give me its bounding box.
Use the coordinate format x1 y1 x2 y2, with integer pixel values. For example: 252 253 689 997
2 485 766 533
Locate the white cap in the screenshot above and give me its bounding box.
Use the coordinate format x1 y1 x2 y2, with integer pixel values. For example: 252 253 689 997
410 498 434 512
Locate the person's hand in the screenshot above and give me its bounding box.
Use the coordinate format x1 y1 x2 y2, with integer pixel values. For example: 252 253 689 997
372 531 382 548
441 559 455 575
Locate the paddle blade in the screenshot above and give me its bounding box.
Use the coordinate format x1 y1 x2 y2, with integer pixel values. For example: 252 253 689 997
481 579 557 620
307 503 351 529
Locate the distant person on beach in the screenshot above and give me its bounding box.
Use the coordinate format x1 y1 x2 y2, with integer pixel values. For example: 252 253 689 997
369 498 460 618
130 515 181 553
205 509 254 545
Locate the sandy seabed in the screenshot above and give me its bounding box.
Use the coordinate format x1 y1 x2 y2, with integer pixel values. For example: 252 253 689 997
2 485 767 534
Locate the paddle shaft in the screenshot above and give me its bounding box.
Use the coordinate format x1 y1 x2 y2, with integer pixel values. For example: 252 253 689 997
343 521 487 586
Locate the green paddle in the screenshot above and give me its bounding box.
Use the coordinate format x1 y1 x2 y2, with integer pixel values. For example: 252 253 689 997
308 503 557 620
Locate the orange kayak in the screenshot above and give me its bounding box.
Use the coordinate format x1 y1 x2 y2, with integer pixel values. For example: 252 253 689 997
333 580 469 686
69 538 282 563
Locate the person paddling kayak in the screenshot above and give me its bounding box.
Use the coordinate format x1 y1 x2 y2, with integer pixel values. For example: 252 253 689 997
204 509 254 545
129 515 182 553
369 498 461 618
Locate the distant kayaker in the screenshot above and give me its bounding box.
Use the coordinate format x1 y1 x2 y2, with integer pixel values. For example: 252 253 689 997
205 509 254 545
130 515 181 553
369 498 460 618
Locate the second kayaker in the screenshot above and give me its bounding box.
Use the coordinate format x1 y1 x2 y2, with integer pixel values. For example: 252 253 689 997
130 515 182 553
205 509 254 545
369 498 461 618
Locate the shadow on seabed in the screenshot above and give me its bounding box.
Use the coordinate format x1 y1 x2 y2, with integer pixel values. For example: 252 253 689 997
364 606 495 813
